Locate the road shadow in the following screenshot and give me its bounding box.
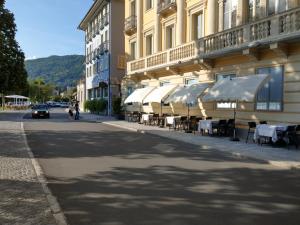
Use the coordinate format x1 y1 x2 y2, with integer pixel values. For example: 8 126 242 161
46 166 300 225
23 128 267 164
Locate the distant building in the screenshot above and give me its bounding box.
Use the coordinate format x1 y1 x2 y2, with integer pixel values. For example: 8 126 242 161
76 77 86 111
78 0 125 115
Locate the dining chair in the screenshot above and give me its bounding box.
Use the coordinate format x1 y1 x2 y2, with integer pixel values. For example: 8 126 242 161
246 122 256 143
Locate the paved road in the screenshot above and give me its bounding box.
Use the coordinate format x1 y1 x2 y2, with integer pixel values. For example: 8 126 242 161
23 109 300 225
0 111 56 225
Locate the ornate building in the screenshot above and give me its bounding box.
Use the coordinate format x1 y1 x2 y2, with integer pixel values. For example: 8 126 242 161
79 0 125 115
123 0 300 125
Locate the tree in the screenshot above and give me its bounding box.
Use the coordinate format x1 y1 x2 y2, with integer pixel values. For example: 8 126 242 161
28 78 54 103
0 0 28 108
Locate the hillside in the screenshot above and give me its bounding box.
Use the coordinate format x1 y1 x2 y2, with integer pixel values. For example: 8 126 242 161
25 55 85 88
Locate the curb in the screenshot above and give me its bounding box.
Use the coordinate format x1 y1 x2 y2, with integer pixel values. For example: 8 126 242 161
102 121 300 170
20 122 68 225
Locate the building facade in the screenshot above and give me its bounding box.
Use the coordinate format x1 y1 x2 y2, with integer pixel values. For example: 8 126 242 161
76 77 86 111
79 0 125 115
123 0 300 126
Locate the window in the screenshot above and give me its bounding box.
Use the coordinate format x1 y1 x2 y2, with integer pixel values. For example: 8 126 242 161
102 87 108 98
216 73 237 109
185 78 198 85
267 0 289 16
166 25 175 49
160 81 171 86
193 13 203 39
127 87 133 95
130 41 136 60
88 89 92 100
224 0 238 30
105 30 108 41
145 0 153 10
256 66 283 111
249 0 260 21
145 34 153 56
130 1 136 16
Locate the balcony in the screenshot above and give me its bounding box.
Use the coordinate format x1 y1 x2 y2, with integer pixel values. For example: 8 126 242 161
157 0 177 17
127 6 300 75
124 15 137 35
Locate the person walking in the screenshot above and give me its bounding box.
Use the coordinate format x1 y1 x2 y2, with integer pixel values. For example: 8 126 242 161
74 101 80 120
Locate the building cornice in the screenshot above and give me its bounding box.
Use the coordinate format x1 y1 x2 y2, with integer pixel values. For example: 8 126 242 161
78 0 109 31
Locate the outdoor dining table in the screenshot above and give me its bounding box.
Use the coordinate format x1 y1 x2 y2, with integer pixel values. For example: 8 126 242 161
141 114 153 123
253 124 291 142
165 116 181 127
198 120 219 134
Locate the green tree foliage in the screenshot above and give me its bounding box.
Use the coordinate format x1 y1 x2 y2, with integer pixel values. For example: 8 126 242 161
28 78 54 103
0 0 28 96
25 55 85 88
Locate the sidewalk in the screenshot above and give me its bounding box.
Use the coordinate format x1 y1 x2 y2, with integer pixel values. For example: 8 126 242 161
0 119 57 224
80 113 300 169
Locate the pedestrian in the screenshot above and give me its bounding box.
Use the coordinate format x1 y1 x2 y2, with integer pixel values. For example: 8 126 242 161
74 101 80 120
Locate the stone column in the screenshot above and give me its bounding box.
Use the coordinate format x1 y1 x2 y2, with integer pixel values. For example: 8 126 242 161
176 0 184 45
136 0 143 58
218 0 224 32
154 0 161 52
207 0 217 35
237 0 248 26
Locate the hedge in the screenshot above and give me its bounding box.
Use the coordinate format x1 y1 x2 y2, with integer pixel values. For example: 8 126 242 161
84 99 107 114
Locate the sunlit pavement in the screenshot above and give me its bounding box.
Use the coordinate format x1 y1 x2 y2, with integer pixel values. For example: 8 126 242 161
0 111 56 225
17 108 300 225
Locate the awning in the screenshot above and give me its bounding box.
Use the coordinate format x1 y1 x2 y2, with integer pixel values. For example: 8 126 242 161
5 95 29 99
202 74 270 102
124 86 155 104
143 84 177 103
164 83 210 105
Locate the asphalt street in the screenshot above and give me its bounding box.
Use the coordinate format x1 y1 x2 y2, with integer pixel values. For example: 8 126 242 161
22 109 300 225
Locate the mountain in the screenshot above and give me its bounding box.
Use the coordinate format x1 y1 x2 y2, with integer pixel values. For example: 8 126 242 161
25 55 85 88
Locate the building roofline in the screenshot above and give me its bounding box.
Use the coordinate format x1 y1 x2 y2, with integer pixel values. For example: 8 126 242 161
78 0 108 31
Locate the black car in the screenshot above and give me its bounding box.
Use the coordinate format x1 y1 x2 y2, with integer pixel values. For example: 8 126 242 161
32 105 50 119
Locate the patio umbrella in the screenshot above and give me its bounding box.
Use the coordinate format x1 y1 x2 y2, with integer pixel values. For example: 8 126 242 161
143 84 177 116
202 74 270 141
124 86 155 120
165 83 211 132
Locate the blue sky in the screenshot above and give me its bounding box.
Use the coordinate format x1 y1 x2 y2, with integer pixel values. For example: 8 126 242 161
5 0 93 59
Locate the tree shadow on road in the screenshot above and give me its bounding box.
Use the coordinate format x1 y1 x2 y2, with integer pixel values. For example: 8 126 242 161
46 165 300 225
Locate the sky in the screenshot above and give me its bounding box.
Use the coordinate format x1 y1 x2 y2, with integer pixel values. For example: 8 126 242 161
5 0 93 59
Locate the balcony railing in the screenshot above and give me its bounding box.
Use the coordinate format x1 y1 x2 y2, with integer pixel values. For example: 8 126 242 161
124 15 137 35
157 0 176 16
127 7 300 75
128 41 197 74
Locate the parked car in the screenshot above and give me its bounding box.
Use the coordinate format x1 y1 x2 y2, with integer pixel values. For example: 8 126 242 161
59 102 70 108
32 104 50 119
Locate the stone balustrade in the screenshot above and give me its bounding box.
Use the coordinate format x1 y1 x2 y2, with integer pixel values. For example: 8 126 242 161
127 7 300 75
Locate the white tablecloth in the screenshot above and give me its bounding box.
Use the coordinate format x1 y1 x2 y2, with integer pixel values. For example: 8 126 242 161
165 116 181 126
254 124 289 142
198 120 218 134
141 114 153 123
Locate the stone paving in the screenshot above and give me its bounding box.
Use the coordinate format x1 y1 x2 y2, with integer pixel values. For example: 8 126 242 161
0 117 56 225
80 113 300 169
